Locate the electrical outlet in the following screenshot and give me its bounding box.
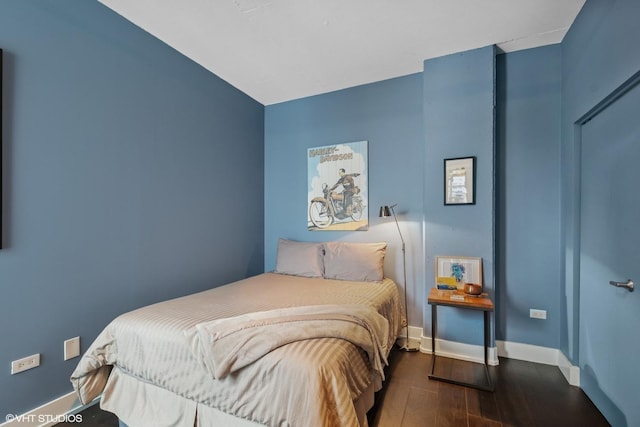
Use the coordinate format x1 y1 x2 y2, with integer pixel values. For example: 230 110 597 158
530 309 547 320
11 354 40 375
64 337 81 361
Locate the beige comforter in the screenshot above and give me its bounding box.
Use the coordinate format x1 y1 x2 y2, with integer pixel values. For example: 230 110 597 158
71 273 403 427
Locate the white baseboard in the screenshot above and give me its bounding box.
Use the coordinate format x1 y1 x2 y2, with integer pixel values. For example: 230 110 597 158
557 349 581 387
419 334 500 366
410 324 499 365
0 391 97 427
497 340 580 386
409 327 580 386
496 340 559 365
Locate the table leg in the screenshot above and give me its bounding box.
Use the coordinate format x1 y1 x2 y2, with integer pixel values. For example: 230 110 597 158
483 310 493 390
428 305 493 391
429 304 436 375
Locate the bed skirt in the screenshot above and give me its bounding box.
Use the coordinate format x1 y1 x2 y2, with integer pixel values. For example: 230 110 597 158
107 365 380 427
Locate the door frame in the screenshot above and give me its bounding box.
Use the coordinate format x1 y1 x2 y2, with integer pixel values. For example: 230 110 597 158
570 69 640 366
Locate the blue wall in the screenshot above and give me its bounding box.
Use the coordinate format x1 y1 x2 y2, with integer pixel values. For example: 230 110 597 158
560 0 640 363
264 75 425 325
265 0 640 375
496 45 562 348
265 45 566 351
0 1 264 416
423 46 496 345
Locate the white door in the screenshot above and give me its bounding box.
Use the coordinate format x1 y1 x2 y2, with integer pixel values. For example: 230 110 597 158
580 81 640 427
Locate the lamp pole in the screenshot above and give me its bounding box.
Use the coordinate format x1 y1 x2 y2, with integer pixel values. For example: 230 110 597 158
383 205 417 352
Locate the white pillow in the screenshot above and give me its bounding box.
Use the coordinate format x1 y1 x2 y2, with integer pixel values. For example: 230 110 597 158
274 239 325 278
323 241 387 282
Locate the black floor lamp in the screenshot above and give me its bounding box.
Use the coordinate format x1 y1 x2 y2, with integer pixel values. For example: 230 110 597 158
380 205 418 352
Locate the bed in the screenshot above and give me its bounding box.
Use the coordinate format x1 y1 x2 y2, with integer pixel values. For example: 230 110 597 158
71 240 403 427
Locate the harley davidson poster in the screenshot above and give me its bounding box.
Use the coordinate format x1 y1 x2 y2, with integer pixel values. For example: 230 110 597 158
308 141 368 231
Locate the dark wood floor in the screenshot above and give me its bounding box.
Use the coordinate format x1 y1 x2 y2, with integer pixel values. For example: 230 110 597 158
58 349 610 427
369 348 609 427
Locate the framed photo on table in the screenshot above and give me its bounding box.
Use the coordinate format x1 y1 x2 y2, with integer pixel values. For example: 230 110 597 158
435 256 483 291
444 156 475 205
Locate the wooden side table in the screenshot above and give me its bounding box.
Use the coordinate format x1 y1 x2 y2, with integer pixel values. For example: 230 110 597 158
427 287 494 391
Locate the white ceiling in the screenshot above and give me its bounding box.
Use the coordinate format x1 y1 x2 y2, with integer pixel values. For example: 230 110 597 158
99 0 585 105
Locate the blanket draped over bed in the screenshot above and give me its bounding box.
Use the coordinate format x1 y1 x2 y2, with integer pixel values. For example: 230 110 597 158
71 273 403 427
187 304 389 381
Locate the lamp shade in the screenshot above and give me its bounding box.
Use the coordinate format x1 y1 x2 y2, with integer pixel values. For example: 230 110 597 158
379 206 392 217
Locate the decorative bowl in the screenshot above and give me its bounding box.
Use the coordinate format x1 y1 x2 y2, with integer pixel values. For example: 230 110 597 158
464 283 482 295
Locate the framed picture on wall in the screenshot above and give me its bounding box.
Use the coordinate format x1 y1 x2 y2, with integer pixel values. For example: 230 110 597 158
307 141 368 231
444 156 475 205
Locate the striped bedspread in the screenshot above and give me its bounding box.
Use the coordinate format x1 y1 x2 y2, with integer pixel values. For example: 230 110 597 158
71 273 403 427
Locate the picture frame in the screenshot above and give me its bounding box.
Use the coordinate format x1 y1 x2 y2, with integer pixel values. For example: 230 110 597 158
435 256 483 291
307 141 369 231
444 156 475 205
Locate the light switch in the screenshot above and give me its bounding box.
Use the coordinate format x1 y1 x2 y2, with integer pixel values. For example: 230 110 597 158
64 337 80 360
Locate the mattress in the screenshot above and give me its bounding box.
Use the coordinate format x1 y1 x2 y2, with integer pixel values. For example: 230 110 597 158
71 273 403 427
